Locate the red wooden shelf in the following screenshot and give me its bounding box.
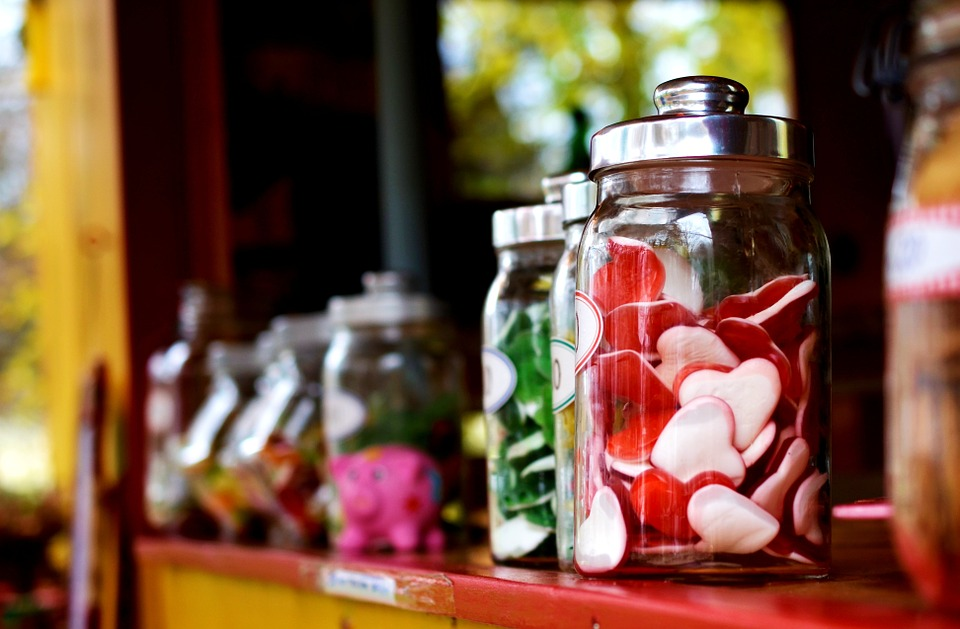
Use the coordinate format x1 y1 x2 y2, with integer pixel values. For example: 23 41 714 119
135 514 960 629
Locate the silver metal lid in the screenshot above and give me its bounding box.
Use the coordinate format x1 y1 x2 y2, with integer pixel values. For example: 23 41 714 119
491 203 564 248
589 76 813 179
327 270 446 327
561 180 597 225
541 171 588 203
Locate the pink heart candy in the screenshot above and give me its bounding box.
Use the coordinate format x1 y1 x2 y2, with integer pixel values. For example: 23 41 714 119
649 396 746 486
677 357 782 450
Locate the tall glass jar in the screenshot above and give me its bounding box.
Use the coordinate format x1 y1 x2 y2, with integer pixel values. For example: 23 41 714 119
884 0 960 611
482 203 564 565
144 281 238 537
322 271 466 553
178 340 269 543
550 179 597 571
573 76 831 577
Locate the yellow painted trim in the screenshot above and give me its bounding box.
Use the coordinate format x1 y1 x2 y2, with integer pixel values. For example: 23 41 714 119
139 562 501 629
27 0 129 627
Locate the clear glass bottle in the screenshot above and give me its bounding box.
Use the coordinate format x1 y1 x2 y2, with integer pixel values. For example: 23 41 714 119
144 281 237 537
178 340 269 542
482 203 564 565
884 0 960 611
550 178 597 571
219 312 332 548
322 271 466 553
573 76 831 577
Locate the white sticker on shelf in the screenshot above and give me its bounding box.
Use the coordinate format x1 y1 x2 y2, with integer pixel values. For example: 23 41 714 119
322 568 397 606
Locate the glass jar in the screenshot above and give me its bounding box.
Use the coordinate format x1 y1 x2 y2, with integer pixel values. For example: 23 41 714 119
573 76 831 577
219 312 331 548
550 178 597 571
884 0 960 611
144 281 238 537
322 271 466 553
482 203 564 565
178 340 269 542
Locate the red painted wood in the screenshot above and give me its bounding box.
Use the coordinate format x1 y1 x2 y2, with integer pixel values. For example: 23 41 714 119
135 517 960 628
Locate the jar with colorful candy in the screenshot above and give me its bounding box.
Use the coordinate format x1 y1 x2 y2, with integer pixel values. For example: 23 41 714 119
573 76 831 577
220 312 331 548
179 340 270 542
549 178 597 571
482 202 564 565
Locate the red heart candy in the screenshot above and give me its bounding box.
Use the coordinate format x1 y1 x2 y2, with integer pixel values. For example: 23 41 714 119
591 237 666 313
715 317 792 388
596 350 675 411
717 274 808 320
629 468 695 541
604 299 697 354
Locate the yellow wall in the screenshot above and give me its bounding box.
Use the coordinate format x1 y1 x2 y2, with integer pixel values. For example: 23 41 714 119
27 0 129 626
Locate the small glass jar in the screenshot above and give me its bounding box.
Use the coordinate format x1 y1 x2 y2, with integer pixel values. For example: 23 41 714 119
573 76 831 577
219 312 331 548
322 271 466 553
550 179 597 571
884 0 960 612
482 203 564 565
179 340 269 542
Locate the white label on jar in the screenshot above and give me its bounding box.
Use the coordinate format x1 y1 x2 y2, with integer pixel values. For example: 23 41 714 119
482 346 516 414
886 205 960 301
550 337 576 413
575 291 603 373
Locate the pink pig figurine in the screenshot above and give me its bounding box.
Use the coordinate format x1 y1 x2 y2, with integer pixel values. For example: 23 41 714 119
329 444 445 552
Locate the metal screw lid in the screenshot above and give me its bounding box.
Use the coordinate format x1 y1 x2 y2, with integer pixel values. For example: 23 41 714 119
491 204 564 249
561 180 597 226
589 75 813 179
541 171 588 203
327 270 446 327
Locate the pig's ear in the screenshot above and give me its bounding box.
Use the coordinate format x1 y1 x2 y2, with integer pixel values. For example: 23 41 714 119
329 453 353 480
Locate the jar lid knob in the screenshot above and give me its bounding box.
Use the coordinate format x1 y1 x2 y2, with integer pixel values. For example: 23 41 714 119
654 76 749 115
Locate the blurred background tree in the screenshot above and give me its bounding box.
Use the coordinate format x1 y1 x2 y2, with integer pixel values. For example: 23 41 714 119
439 0 794 200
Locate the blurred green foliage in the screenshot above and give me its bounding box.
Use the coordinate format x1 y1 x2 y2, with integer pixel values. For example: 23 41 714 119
439 0 794 200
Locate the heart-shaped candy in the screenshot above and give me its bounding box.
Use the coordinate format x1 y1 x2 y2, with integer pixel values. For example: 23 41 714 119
688 483 780 554
649 396 746 486
655 325 740 390
575 485 628 574
677 357 782 450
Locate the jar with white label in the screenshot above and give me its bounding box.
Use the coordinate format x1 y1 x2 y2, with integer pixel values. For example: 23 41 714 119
573 76 831 577
549 178 597 571
482 203 564 565
884 0 960 612
321 271 466 553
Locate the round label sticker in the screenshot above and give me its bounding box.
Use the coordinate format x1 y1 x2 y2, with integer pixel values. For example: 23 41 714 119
550 337 576 413
575 290 603 373
482 346 517 413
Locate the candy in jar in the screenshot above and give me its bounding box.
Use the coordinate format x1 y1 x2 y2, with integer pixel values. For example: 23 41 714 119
573 76 831 577
549 178 597 570
482 202 564 565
